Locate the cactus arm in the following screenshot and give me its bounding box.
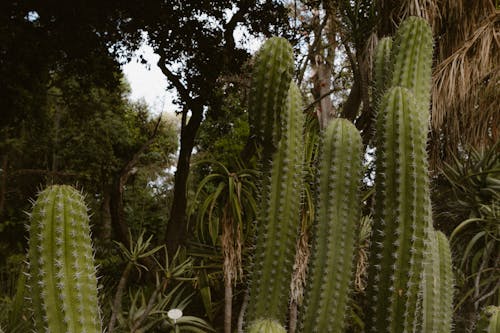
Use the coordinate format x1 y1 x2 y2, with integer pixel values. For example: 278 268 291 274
247 82 305 324
27 185 101 332
366 86 430 333
299 118 362 333
422 230 454 333
390 16 433 116
373 37 393 107
248 36 294 156
248 318 287 333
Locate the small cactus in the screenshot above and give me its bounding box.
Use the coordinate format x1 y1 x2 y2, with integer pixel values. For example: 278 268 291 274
27 185 101 332
422 229 454 332
299 118 362 333
248 318 287 333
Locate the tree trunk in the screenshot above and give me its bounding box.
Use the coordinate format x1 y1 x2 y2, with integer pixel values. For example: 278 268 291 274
0 155 7 220
100 186 112 242
165 104 203 255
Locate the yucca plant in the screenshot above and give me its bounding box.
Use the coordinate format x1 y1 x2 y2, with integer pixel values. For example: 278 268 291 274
433 141 499 329
190 160 258 333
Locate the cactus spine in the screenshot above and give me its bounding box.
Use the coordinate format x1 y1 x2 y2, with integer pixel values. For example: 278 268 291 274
247 80 305 326
365 16 433 332
27 185 100 332
422 230 454 332
299 118 362 333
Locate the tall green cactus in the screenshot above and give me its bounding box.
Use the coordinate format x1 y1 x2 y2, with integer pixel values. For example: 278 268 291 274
27 185 101 332
248 36 294 156
365 16 433 332
299 118 362 333
365 86 431 332
372 37 393 107
389 16 433 115
422 229 454 333
246 81 305 325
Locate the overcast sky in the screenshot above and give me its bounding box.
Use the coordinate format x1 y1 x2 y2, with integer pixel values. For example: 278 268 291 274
122 43 175 115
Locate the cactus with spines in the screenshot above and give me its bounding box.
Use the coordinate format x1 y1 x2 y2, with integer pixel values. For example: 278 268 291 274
248 36 294 157
364 16 433 333
475 306 500 333
248 319 287 333
372 37 393 107
421 229 454 333
298 118 362 333
27 185 101 332
246 80 305 326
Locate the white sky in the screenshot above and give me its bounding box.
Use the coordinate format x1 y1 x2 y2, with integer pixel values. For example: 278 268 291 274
122 43 176 115
122 26 262 116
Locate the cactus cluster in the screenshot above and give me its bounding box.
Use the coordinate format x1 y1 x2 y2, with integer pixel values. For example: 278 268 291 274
245 16 456 333
27 185 101 332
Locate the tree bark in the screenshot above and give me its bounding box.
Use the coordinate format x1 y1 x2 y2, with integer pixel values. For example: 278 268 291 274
165 104 203 255
0 155 7 220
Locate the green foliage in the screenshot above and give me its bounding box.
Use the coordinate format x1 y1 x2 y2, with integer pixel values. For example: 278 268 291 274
435 141 500 327
27 185 100 332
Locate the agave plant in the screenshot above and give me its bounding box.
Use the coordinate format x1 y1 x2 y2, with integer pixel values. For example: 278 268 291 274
433 141 500 329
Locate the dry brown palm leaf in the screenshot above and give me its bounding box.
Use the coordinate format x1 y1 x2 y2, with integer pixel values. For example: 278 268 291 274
431 11 499 166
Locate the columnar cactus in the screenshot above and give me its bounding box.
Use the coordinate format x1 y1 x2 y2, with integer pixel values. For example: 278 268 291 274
27 185 101 332
365 86 431 332
246 81 305 325
422 229 454 332
248 319 287 333
372 37 393 106
365 16 433 333
389 16 433 115
248 36 294 156
299 118 362 333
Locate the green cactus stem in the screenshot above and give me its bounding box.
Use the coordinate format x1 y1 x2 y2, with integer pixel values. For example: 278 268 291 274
365 86 431 333
248 36 294 157
390 16 433 115
27 185 101 332
299 118 362 333
422 229 454 333
475 306 500 333
247 82 305 325
373 37 393 107
248 318 287 333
